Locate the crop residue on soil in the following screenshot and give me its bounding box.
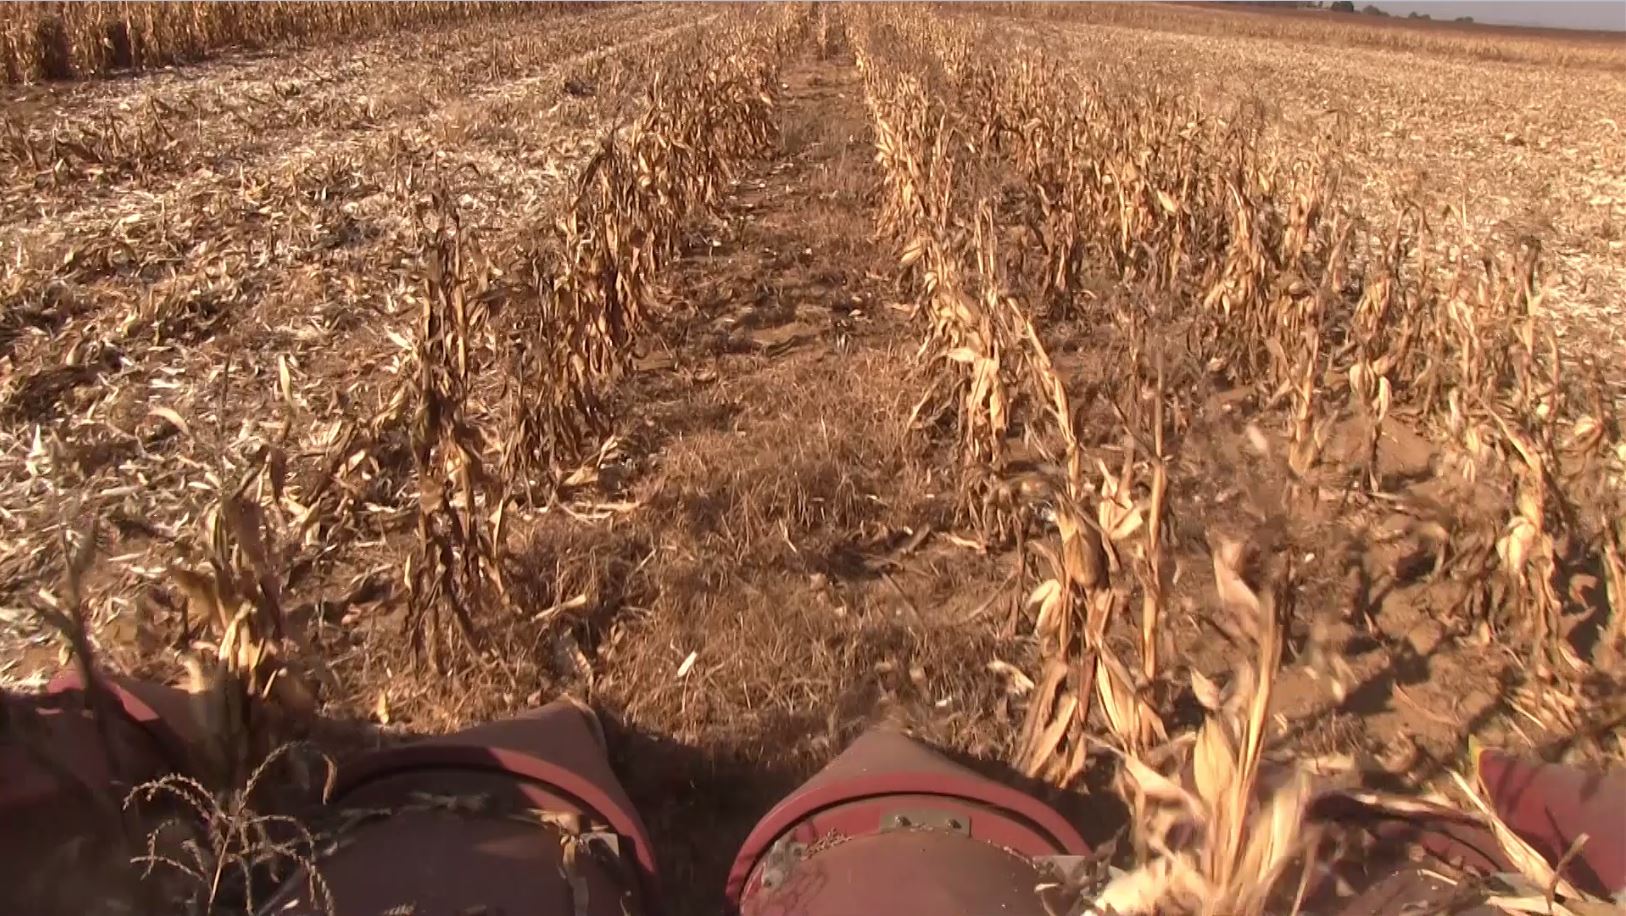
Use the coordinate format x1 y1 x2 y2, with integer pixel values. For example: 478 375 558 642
1 5 1623 915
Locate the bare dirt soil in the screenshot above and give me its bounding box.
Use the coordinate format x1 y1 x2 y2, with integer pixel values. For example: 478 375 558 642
2 6 1623 915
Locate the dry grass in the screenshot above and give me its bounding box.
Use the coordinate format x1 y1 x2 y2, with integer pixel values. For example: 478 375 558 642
127 744 335 916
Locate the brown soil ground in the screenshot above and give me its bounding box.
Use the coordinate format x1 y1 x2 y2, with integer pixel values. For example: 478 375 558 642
2 8 1623 915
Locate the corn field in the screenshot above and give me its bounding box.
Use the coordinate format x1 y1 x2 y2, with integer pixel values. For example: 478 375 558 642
1 2 579 84
0 4 1621 915
848 5 1623 910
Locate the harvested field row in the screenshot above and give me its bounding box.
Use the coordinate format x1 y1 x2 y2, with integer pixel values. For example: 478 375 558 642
978 9 1626 403
0 5 665 208
0 5 726 672
0 1 570 85
0 5 1621 916
0 7 708 380
846 3 1622 909
983 1 1626 71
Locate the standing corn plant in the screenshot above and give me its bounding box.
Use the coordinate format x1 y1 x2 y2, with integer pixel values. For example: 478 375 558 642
403 191 501 672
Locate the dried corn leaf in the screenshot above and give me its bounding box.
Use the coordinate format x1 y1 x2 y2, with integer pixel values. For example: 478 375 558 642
1096 656 1137 744
1450 770 1583 901
1121 753 1199 813
1190 669 1224 712
1193 717 1237 812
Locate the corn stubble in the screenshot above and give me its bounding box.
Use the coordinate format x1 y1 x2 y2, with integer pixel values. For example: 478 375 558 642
5 4 1621 913
977 2 1626 73
851 4 1620 913
0 2 574 84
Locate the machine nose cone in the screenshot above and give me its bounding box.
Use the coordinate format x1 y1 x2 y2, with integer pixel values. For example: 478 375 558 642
726 727 1090 915
269 699 657 916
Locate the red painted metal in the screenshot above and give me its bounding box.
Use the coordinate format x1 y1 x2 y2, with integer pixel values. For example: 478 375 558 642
331 700 658 896
1476 748 1626 896
267 772 638 916
725 727 1089 913
20 668 1616 914
1 679 186 915
1306 767 1626 914
744 828 1055 916
1330 867 1498 916
46 668 197 774
1308 791 1513 876
269 699 655 915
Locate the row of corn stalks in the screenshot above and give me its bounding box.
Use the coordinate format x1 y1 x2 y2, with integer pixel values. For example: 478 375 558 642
11 18 794 909
1013 21 1615 679
0 8 695 412
849 5 1621 913
35 7 801 796
0 1 581 85
397 8 800 672
14 8 793 911
7 7 715 693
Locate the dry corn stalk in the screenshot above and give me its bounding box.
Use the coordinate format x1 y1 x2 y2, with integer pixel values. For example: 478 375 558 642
403 10 792 666
501 13 786 501
858 2 1621 689
1090 542 1310 916
403 190 499 672
170 446 323 789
